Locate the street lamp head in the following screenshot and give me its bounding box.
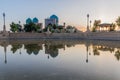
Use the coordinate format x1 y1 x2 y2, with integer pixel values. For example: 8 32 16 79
87 14 89 17
3 13 5 17
90 20 92 23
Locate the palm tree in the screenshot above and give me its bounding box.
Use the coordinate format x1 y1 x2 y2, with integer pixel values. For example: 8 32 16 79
93 20 101 28
109 23 116 31
92 20 101 32
116 16 120 28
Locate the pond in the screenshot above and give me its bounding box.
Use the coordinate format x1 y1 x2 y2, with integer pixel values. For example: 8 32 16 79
0 40 120 80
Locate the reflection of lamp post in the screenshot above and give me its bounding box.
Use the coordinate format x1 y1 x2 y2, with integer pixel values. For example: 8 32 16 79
19 48 22 54
4 46 7 64
3 13 6 32
86 45 89 63
87 14 89 31
48 54 50 59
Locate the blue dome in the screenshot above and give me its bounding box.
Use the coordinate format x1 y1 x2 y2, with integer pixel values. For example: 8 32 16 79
26 18 32 24
50 15 59 23
33 17 39 24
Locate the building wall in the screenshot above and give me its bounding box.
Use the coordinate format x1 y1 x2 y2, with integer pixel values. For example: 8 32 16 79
45 18 57 27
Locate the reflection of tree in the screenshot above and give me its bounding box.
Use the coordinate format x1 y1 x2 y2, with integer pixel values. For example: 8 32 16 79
93 46 100 56
66 44 74 48
24 44 42 55
92 45 115 56
45 44 65 58
115 50 120 61
97 46 114 53
11 44 22 53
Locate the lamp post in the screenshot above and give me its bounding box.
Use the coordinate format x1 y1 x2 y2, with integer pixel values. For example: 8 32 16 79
87 14 90 32
90 20 92 31
3 13 6 32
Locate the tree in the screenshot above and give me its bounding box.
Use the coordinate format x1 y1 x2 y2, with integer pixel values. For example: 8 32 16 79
10 22 19 32
92 20 101 32
116 16 120 27
109 23 116 31
24 22 40 32
115 50 120 61
24 44 41 55
53 24 57 29
93 46 100 56
11 44 22 54
43 23 53 32
10 22 22 32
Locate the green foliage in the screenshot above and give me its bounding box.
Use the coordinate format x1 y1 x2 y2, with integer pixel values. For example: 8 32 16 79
24 22 40 32
93 47 100 56
92 27 96 32
115 50 120 61
66 25 73 29
11 44 22 53
66 25 77 33
10 22 22 32
53 24 57 29
24 44 41 55
10 22 19 32
116 16 120 27
109 23 116 31
93 20 101 31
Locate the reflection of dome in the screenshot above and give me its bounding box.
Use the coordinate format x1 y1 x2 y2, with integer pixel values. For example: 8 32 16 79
50 14 59 24
33 17 39 24
26 18 32 24
49 49 58 58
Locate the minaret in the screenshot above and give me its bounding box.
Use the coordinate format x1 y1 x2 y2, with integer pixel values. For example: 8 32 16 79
3 13 6 32
87 14 90 32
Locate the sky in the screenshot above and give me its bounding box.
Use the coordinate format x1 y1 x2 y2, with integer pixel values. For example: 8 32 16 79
0 0 120 30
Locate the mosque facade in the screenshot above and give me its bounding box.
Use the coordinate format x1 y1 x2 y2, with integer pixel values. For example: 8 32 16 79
45 15 59 27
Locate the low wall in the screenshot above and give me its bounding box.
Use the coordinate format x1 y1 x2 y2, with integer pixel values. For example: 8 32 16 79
88 32 120 40
2 32 120 41
9 32 85 40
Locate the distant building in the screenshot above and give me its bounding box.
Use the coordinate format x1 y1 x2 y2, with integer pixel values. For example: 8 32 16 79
26 17 39 24
26 17 42 29
26 18 32 24
33 17 39 24
45 14 59 27
98 23 112 31
37 23 43 29
50 15 59 24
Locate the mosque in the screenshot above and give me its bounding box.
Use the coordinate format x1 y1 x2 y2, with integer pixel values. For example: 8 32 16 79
45 14 59 27
26 17 39 24
26 17 43 29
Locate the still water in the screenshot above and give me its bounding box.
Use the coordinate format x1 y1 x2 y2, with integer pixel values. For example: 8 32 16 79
0 40 120 80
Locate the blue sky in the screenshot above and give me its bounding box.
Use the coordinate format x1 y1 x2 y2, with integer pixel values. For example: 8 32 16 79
0 0 120 30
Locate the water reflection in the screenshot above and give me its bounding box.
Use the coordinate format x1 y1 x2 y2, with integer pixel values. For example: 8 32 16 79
24 44 42 55
1 40 120 64
11 44 22 54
